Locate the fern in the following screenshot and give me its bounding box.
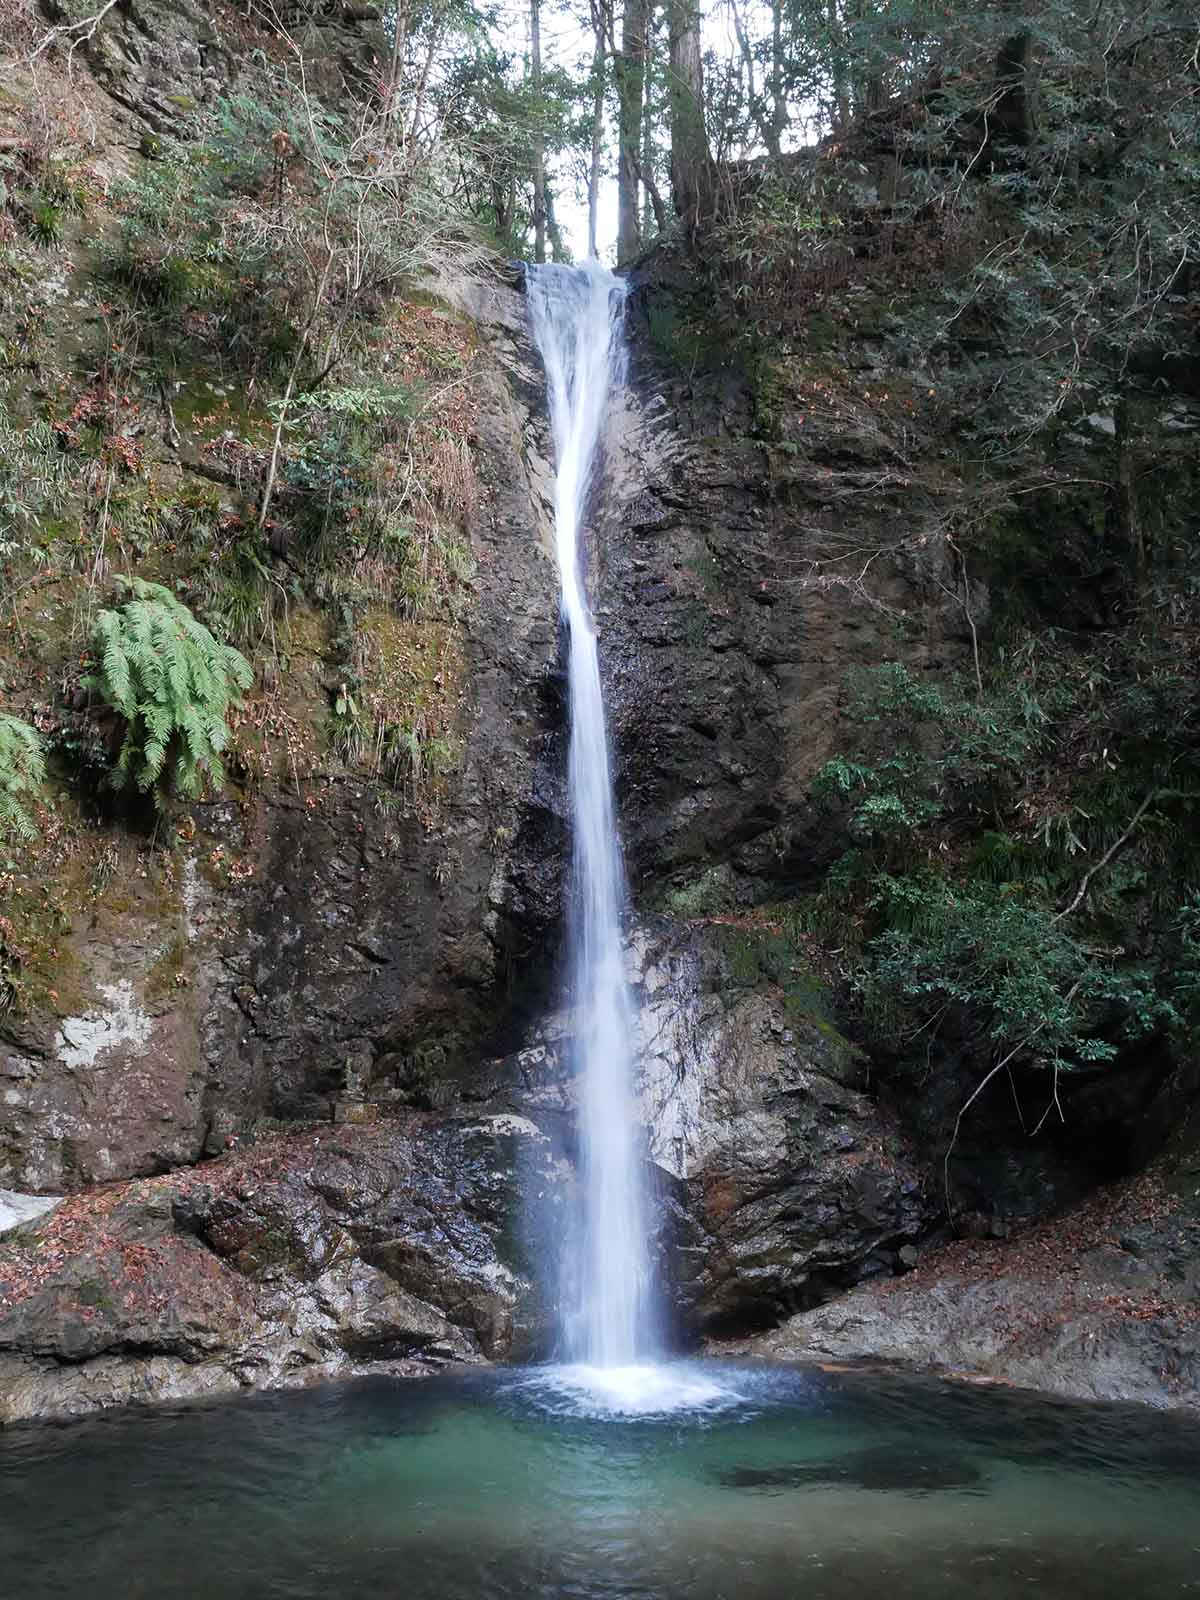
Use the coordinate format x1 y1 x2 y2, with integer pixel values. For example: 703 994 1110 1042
84 578 252 802
0 714 46 843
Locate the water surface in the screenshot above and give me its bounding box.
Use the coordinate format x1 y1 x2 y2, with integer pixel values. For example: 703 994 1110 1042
4 1361 1199 1598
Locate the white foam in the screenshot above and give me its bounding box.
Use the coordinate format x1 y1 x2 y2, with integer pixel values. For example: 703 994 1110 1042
519 1361 744 1420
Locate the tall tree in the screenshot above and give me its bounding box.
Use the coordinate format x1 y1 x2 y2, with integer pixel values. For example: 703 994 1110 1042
728 0 787 156
586 11 606 256
666 0 712 233
616 0 648 260
530 0 547 262
641 27 668 234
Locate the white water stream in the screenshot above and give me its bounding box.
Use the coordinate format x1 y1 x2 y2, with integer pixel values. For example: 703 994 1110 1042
525 263 653 1384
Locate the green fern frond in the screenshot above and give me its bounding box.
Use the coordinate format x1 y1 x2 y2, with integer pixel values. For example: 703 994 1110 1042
0 714 46 843
86 579 251 803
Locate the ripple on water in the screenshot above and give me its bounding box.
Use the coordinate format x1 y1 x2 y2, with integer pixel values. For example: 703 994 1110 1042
4 1363 1200 1600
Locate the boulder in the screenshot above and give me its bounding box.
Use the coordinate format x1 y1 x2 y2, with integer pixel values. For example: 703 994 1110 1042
736 1171 1200 1411
0 1114 564 1423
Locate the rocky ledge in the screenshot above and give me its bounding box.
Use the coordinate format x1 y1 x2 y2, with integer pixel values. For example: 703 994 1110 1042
729 1169 1200 1412
0 913 940 1425
0 1115 560 1425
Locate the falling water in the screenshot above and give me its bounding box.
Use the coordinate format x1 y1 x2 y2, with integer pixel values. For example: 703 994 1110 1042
525 261 651 1372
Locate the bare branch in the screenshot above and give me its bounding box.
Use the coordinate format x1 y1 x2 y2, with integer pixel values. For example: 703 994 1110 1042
1051 787 1160 925
28 0 121 65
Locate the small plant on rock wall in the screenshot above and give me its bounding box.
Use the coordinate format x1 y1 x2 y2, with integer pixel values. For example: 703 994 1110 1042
0 402 69 550
0 714 45 843
83 577 252 802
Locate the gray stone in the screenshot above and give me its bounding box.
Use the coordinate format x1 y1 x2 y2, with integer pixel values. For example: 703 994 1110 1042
0 1115 566 1423
0 1191 60 1235
738 1202 1200 1412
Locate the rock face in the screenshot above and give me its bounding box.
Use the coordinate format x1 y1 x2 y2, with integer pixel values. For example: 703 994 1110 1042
735 1169 1200 1411
632 923 931 1330
593 258 971 898
0 272 565 1195
68 0 387 134
0 904 938 1424
495 920 935 1338
0 1113 563 1424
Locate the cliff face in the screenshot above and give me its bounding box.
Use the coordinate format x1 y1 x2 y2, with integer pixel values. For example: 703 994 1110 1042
0 269 565 1195
2 3 1199 1422
0 0 577 1191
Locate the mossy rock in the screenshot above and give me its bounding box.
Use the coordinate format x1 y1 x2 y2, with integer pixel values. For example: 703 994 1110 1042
661 864 737 919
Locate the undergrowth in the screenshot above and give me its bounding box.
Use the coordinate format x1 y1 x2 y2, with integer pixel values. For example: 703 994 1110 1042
806 652 1200 1085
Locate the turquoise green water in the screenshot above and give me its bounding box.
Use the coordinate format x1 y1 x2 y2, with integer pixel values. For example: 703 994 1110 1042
2 1362 1199 1597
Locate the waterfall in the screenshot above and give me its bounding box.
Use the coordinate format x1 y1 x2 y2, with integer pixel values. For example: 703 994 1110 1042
525 261 652 1370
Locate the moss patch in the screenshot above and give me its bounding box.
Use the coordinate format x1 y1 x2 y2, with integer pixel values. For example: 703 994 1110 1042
712 910 838 1027
661 864 737 919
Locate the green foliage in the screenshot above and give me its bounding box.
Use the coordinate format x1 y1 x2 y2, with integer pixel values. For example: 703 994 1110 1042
0 714 45 843
810 655 1200 1077
1172 895 1200 1019
83 578 252 802
27 200 64 248
191 537 273 647
329 684 459 791
860 872 1176 1070
812 663 1046 853
711 179 847 336
0 403 69 555
285 386 417 425
437 45 596 259
104 136 248 317
1 135 89 252
102 115 306 360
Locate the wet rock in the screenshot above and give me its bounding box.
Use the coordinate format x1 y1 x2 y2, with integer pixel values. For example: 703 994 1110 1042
0 1115 566 1424
632 922 932 1330
507 921 934 1338
739 1173 1200 1411
594 260 972 897
715 1445 984 1495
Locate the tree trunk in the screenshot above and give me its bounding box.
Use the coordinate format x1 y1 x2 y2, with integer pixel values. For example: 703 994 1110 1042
729 0 787 159
642 42 665 234
545 184 567 262
1114 395 1146 602
386 0 409 134
666 0 712 235
993 29 1039 145
728 0 765 154
531 0 547 264
587 24 605 257
830 0 850 129
617 0 648 261
845 0 883 118
768 0 787 156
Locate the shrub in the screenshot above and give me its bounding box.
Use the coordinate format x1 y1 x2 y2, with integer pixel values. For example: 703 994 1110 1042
84 578 252 801
859 871 1176 1071
27 199 64 248
811 662 1048 858
0 714 45 843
